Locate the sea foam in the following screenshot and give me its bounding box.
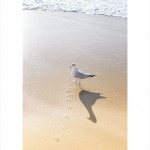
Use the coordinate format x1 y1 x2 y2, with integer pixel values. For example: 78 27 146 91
23 0 127 18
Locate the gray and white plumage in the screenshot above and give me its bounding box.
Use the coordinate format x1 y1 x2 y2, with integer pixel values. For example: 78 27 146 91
70 63 95 79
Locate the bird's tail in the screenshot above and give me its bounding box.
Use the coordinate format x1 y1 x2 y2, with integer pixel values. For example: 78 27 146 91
90 75 96 77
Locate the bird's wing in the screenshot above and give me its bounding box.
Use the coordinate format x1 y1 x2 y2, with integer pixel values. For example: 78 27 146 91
76 70 91 79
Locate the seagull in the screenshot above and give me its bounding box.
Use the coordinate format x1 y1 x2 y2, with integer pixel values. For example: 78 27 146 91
70 63 95 89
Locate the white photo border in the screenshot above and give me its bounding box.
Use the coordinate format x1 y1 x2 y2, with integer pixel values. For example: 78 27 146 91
128 0 150 149
0 0 22 149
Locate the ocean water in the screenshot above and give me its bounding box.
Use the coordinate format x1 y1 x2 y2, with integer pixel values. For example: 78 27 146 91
23 0 127 18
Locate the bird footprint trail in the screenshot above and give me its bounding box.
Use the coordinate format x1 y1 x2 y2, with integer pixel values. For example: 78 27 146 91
65 86 74 120
52 86 74 143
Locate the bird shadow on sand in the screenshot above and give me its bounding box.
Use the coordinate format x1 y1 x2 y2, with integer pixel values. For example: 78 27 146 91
79 90 106 123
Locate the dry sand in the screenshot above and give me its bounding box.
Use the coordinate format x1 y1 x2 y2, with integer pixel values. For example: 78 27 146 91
23 11 127 150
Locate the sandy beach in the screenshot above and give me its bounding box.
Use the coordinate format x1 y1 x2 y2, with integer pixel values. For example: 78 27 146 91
23 11 127 150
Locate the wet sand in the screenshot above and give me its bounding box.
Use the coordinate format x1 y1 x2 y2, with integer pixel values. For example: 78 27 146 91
23 11 127 150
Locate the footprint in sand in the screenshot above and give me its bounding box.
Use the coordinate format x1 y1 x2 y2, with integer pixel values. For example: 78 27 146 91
66 94 73 98
65 95 72 98
67 107 72 111
66 90 70 93
69 94 73 98
65 115 70 119
53 138 62 142
66 99 72 102
62 127 68 130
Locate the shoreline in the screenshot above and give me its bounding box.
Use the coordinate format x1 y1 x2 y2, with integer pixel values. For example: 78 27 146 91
23 9 127 19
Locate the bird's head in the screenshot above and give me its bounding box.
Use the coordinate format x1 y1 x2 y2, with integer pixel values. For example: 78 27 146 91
70 63 76 68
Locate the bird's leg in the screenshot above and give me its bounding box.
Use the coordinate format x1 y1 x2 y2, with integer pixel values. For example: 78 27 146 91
78 79 81 85
78 84 84 90
76 79 78 84
78 79 84 90
74 79 78 85
76 79 80 85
